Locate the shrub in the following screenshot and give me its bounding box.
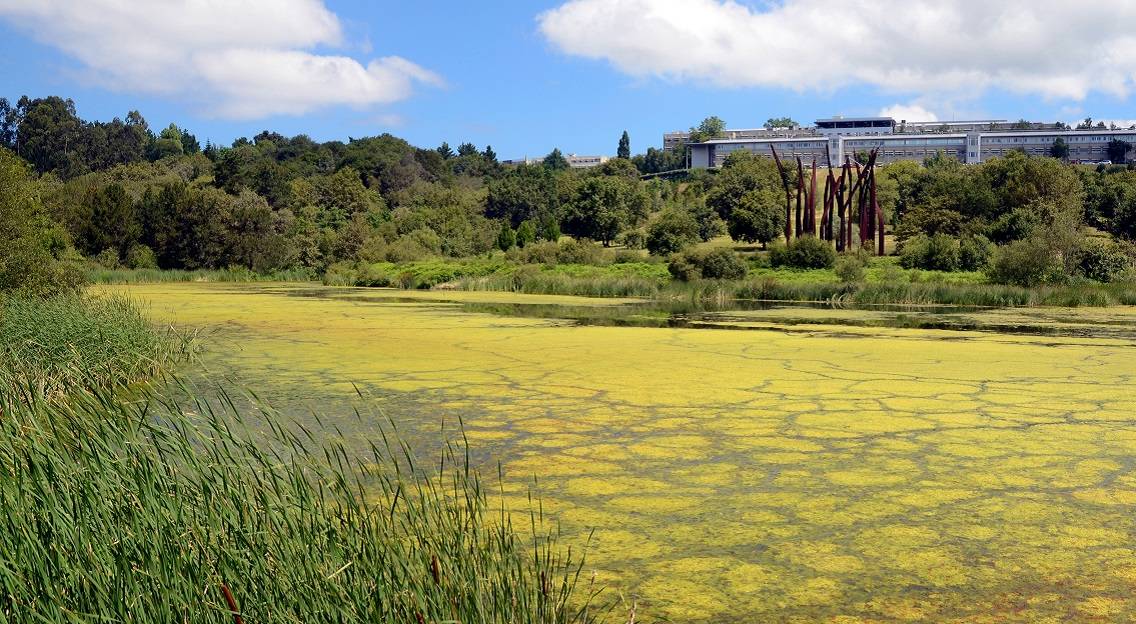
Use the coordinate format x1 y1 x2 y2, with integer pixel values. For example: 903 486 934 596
612 249 644 264
619 229 646 250
1077 239 1133 282
668 247 747 281
553 239 607 265
94 248 121 269
646 209 700 256
988 236 1064 286
125 244 158 270
769 236 837 269
835 255 867 283
899 234 961 271
958 235 994 271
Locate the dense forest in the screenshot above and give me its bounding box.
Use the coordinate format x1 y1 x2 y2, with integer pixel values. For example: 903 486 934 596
2 94 1135 296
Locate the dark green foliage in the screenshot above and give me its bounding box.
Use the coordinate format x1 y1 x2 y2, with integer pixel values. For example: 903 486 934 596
563 176 648 246
988 235 1065 286
727 188 785 247
0 148 84 295
496 221 516 251
487 165 559 227
1076 239 1133 282
668 247 747 281
515 220 536 248
646 209 700 256
1050 137 1069 160
1108 139 1131 164
899 234 961 271
769 236 837 269
959 235 995 271
543 148 569 171
617 131 631 160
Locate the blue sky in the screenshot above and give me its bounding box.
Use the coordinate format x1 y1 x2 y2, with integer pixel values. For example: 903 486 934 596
2 0 1135 159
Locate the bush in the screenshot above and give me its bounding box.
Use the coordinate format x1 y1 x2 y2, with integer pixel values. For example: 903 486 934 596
668 247 747 281
899 234 961 271
1077 239 1133 282
646 209 700 256
835 255 867 283
958 235 994 271
769 236 837 269
94 248 121 270
619 230 646 250
125 244 158 270
988 236 1064 286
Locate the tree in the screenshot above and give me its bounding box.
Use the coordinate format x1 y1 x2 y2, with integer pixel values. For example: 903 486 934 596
457 142 478 157
543 148 569 171
0 148 82 293
705 152 782 224
487 165 558 226
688 116 726 143
226 191 278 270
515 220 536 248
1107 139 1131 164
1077 117 1094 130
764 117 798 130
81 183 138 260
496 221 516 251
483 145 498 164
150 123 186 160
646 209 700 255
727 188 785 248
436 142 455 159
617 131 631 159
563 176 648 245
1050 137 1070 161
0 98 17 149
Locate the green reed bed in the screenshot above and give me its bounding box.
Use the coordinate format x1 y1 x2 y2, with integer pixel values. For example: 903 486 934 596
0 382 602 623
0 293 195 399
0 294 605 623
88 267 318 284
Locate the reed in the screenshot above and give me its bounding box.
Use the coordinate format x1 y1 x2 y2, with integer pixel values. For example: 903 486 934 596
0 295 607 623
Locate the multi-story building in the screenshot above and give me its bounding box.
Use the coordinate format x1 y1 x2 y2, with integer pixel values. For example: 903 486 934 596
502 154 612 169
686 117 1136 169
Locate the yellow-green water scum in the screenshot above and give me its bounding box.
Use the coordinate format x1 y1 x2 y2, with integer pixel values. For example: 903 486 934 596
117 283 1136 623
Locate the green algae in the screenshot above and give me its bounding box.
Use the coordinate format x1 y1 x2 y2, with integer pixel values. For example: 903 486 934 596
107 282 1136 623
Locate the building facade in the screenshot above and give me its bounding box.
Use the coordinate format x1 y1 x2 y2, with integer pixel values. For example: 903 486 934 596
686 117 1136 169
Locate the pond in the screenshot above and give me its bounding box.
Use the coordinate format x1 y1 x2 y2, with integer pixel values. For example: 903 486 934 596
113 283 1136 622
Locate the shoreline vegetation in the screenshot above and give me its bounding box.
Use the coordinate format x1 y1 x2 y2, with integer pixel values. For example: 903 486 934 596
0 294 608 623
90 256 1136 308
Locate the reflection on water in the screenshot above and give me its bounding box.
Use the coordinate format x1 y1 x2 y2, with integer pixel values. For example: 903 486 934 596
115 283 1136 623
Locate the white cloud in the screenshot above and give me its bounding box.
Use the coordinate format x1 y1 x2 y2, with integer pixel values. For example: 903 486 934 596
539 0 1136 101
879 103 937 123
0 0 441 119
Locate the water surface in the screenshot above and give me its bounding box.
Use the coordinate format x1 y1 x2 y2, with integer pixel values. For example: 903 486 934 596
115 283 1136 622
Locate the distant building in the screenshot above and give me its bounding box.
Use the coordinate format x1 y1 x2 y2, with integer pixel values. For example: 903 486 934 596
502 154 611 169
683 116 1136 168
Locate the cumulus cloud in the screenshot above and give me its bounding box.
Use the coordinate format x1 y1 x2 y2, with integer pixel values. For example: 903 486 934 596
0 0 441 119
879 103 938 122
538 0 1136 101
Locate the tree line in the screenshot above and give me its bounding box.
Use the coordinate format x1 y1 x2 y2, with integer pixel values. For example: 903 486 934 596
1 96 1134 294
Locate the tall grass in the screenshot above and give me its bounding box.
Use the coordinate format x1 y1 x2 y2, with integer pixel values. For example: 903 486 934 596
456 271 1136 308
0 293 195 399
0 382 603 623
88 267 318 284
0 295 607 623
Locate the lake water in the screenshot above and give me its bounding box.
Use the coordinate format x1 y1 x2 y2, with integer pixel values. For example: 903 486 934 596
115 283 1136 622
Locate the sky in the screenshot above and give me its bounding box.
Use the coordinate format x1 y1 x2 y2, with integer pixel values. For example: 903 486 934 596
2 0 1136 160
